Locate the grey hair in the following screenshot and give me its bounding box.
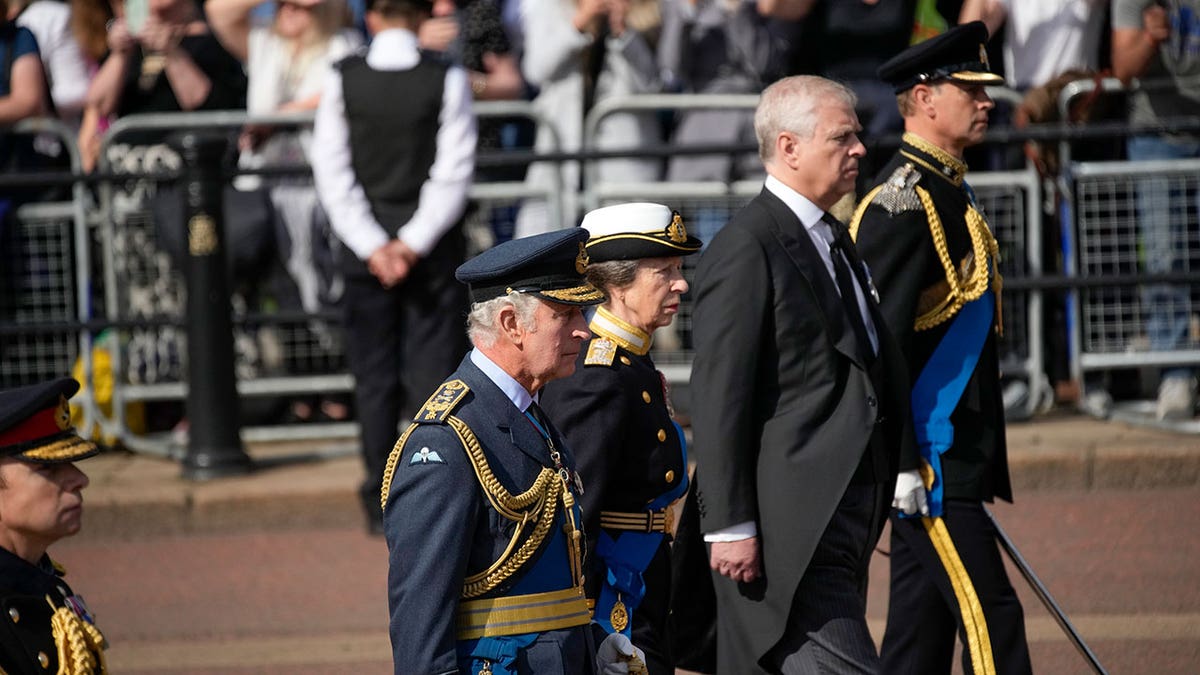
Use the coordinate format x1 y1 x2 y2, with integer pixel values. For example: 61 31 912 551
466 292 542 348
585 259 640 295
755 76 858 162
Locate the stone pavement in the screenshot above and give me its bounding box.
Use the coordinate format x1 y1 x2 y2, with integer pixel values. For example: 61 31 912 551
76 410 1200 541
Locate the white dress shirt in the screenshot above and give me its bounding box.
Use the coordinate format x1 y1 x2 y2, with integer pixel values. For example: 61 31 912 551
311 28 476 261
704 176 879 544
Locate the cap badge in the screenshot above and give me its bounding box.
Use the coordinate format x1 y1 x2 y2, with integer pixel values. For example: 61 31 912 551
666 213 687 244
575 242 589 274
979 44 989 69
55 395 70 431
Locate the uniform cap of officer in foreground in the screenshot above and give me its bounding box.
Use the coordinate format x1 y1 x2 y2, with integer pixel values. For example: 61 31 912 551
0 378 99 464
456 228 607 306
877 21 1005 94
580 202 703 261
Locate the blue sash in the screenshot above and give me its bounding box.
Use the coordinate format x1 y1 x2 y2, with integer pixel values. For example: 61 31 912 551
594 421 690 637
906 291 994 519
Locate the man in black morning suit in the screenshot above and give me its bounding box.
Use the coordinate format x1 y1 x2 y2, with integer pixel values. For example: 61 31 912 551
849 21 1032 675
689 75 919 674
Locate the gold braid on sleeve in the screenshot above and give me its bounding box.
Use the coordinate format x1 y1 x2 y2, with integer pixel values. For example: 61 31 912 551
913 186 1001 332
47 597 107 675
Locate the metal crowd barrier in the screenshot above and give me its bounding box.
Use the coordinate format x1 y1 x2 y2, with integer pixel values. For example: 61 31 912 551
1066 159 1200 374
72 103 554 454
0 117 98 431
1054 78 1200 425
6 85 1198 453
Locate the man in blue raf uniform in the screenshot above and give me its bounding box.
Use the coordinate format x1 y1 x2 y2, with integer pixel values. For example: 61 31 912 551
381 228 649 674
0 378 108 675
849 21 1033 675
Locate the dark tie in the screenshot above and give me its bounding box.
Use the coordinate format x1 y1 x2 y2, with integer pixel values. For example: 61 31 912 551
526 400 553 440
823 214 876 365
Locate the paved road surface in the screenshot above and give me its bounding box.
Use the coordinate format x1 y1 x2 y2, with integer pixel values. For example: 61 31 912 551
56 487 1199 674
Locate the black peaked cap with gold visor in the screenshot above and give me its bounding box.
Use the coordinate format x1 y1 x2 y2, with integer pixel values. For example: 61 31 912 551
877 20 1004 94
580 202 702 261
456 227 607 306
0 378 100 463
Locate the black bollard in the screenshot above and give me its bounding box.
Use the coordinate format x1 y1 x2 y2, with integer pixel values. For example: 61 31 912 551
171 132 253 480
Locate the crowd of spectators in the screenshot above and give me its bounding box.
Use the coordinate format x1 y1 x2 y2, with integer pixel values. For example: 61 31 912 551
2 0 1198 419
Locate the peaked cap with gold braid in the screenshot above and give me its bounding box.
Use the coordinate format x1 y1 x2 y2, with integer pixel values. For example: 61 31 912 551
0 378 99 464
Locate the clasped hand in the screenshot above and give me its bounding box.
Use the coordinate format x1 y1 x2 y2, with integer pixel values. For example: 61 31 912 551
367 240 418 288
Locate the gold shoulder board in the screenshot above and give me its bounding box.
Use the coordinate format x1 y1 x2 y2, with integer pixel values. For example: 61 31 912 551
414 379 470 424
584 338 617 367
872 163 923 216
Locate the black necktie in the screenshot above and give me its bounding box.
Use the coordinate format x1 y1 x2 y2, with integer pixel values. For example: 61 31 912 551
823 214 875 364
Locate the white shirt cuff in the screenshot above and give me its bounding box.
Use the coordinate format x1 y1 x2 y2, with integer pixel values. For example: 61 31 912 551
703 520 757 542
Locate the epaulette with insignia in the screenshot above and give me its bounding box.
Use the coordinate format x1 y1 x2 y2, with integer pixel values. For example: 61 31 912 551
584 337 617 366
414 379 470 424
872 163 923 215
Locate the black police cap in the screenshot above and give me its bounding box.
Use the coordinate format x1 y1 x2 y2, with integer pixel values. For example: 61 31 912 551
456 228 607 306
877 21 1004 94
0 377 99 463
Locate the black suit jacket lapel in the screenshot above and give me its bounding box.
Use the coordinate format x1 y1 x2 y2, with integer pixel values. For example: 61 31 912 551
757 189 862 367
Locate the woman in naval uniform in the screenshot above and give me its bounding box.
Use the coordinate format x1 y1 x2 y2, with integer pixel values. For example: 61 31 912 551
540 202 707 674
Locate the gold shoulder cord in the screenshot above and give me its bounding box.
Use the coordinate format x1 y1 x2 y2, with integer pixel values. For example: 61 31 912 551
378 418 574 600
913 186 1002 333
47 597 107 675
379 422 421 513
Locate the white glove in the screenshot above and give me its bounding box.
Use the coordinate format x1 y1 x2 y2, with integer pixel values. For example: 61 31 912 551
596 633 649 675
893 469 929 516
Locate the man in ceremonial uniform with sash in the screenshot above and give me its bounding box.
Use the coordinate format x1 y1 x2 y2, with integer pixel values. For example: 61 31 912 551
381 228 647 674
850 21 1032 675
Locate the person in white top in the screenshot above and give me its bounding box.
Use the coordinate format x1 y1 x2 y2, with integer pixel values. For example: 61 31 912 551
311 0 476 533
960 0 1107 90
9 0 90 129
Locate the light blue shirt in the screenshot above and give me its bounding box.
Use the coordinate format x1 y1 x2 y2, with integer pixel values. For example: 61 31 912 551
470 349 537 414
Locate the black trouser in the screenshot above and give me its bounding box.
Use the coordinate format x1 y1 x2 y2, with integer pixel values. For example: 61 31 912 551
342 228 468 517
766 482 889 675
881 499 1032 675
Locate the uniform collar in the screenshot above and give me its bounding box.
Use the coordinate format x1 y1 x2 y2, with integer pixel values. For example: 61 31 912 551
589 305 652 356
899 132 967 186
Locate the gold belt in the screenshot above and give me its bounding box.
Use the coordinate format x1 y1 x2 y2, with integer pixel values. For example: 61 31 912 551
600 502 676 535
456 586 591 640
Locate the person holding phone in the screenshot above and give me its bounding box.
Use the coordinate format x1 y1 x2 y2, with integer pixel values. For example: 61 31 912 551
85 0 246 127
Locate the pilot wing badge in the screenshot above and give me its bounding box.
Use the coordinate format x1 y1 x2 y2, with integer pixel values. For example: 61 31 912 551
410 447 446 465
